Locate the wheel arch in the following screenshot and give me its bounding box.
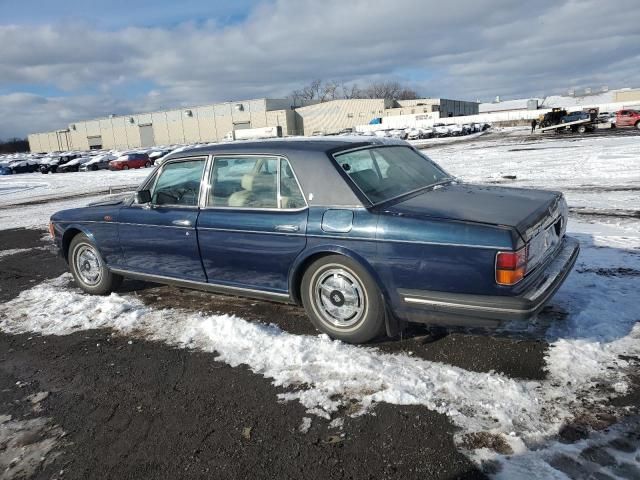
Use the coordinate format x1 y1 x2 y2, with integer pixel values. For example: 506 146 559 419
288 245 390 306
61 225 97 262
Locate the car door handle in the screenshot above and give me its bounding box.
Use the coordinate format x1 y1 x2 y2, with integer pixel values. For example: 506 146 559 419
172 219 192 227
275 224 299 232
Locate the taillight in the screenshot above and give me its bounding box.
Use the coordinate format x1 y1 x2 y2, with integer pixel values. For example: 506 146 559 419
496 248 527 285
48 221 55 239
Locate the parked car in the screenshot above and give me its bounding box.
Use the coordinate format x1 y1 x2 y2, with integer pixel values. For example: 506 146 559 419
448 124 464 136
108 153 152 170
432 123 451 137
58 156 93 173
560 111 590 123
388 129 408 140
616 109 640 129
51 138 579 344
40 153 81 174
148 149 171 163
406 128 422 140
8 159 39 174
80 153 118 171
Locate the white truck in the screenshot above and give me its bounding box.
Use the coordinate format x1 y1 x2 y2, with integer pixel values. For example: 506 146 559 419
224 126 283 141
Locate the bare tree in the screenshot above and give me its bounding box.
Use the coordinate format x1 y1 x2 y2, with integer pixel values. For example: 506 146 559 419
320 80 340 102
340 82 363 99
290 79 418 102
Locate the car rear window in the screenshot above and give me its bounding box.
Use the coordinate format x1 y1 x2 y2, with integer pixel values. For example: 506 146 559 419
334 146 450 204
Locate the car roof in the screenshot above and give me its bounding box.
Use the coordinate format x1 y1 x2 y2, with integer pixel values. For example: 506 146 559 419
160 136 409 208
164 136 405 158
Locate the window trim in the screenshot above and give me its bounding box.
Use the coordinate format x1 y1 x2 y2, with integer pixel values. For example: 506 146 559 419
142 155 209 209
202 154 308 212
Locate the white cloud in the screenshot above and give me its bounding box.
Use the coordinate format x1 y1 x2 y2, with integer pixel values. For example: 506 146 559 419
1 0 639 138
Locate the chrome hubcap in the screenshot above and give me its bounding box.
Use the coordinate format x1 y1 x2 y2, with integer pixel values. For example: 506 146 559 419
313 268 366 328
74 244 102 286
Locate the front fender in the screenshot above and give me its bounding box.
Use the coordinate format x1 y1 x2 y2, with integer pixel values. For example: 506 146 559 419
57 223 99 262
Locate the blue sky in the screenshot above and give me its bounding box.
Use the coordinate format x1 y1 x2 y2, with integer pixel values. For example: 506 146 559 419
1 0 256 28
1 0 639 138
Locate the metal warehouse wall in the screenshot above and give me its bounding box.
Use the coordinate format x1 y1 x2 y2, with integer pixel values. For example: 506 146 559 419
28 98 302 152
439 99 479 117
294 99 392 135
615 89 640 103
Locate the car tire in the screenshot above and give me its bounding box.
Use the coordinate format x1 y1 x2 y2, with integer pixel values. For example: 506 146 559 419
122 165 129 170
144 161 151 168
301 255 385 344
635 121 640 130
68 233 122 295
577 125 587 134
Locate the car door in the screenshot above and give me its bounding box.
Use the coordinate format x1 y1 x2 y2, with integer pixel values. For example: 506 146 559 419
618 111 629 127
117 156 208 282
197 155 308 294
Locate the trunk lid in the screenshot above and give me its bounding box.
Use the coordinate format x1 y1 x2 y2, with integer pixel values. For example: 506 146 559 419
383 183 563 241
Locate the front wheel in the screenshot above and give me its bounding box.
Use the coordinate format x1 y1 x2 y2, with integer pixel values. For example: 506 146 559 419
68 234 122 294
635 121 640 130
301 255 385 344
122 165 129 170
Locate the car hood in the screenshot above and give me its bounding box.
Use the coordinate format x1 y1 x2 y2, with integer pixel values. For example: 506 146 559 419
87 192 134 207
382 183 562 240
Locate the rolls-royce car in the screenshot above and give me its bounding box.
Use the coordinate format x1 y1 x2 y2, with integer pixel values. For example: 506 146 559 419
50 138 579 343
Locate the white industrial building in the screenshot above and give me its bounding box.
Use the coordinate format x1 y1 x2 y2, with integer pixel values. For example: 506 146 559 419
28 97 479 152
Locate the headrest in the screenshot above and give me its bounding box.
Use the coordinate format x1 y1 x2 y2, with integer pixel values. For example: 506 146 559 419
241 173 275 192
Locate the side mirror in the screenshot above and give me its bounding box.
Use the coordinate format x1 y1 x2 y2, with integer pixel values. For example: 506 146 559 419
136 190 152 204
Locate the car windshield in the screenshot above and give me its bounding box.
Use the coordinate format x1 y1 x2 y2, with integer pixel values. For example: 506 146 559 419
334 146 451 205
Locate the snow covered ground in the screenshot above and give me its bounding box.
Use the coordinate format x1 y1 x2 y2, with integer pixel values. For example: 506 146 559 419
0 168 148 207
0 131 638 478
0 168 149 230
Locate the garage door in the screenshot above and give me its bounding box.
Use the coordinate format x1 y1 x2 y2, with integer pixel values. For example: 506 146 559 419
87 135 102 150
139 124 155 148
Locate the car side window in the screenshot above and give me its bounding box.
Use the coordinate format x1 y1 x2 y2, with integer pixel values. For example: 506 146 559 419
279 158 305 209
152 158 205 206
210 156 278 208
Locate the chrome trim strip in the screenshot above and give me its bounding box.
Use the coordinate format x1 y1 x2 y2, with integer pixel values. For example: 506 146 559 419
305 234 507 250
403 297 532 314
60 221 504 249
118 221 192 229
199 206 308 213
110 268 291 300
197 226 305 236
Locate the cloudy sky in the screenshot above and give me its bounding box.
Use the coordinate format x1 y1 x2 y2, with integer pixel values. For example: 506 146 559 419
1 0 639 138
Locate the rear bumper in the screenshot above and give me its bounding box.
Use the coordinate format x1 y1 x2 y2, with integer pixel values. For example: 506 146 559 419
398 236 580 327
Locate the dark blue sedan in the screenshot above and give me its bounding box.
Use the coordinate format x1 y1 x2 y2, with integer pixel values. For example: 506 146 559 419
50 138 579 343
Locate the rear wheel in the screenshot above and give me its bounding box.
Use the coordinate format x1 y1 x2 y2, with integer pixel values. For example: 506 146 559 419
635 121 640 130
577 125 587 134
122 165 129 170
144 161 151 168
68 233 122 295
301 255 385 344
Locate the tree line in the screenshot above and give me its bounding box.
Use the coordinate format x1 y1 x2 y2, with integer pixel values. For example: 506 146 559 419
290 79 420 103
0 138 29 154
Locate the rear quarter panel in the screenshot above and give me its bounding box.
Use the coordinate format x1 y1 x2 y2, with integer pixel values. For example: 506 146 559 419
375 213 516 311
